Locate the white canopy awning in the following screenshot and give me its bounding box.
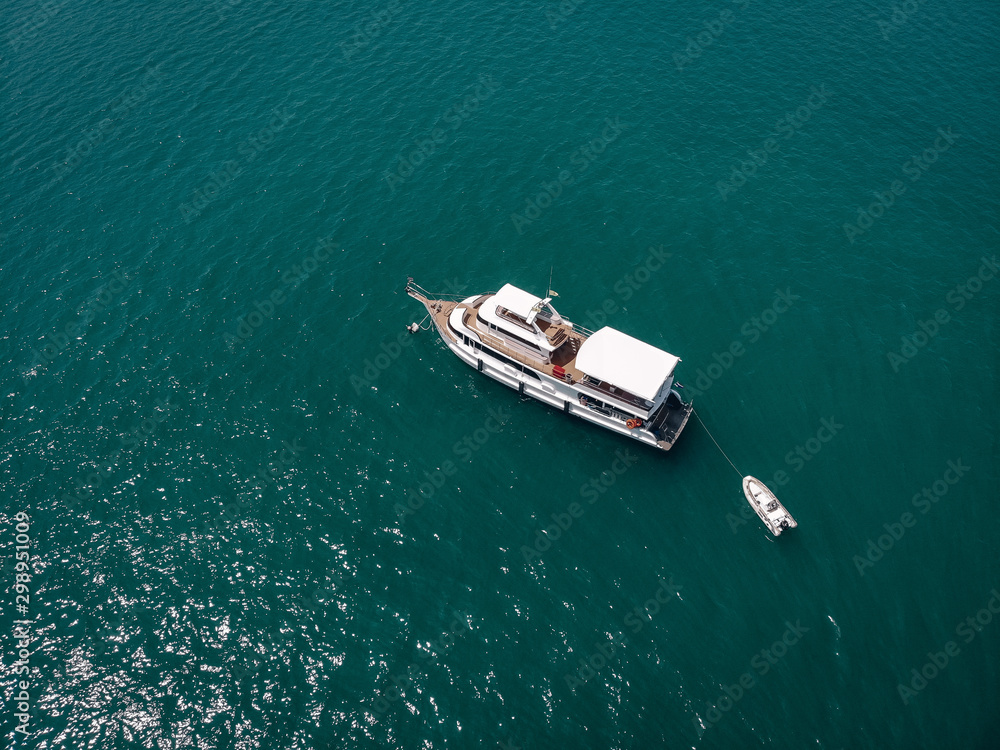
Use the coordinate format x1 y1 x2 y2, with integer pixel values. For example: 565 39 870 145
575 327 680 401
490 283 544 319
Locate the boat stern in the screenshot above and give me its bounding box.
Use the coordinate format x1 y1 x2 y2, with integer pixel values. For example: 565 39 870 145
650 389 694 450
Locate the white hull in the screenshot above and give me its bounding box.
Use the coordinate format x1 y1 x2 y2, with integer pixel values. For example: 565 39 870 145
742 475 797 536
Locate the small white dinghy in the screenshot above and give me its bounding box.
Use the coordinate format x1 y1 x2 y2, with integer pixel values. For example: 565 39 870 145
742 476 797 536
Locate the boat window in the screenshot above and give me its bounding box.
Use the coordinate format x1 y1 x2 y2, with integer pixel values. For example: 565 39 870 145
580 375 647 410
496 306 536 333
476 343 541 379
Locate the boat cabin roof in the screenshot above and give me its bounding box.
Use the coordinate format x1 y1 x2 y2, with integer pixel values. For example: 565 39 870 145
576 327 680 401
481 284 563 352
491 284 546 319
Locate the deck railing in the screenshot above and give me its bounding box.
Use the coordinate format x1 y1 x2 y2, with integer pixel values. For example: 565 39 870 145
405 278 476 301
577 380 651 412
405 279 428 300
478 330 545 370
566 320 596 339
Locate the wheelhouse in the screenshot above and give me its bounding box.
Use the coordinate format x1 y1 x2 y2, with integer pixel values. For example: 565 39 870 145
476 283 568 363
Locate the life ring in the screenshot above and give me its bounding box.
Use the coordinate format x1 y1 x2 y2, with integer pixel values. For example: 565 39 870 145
626 418 638 429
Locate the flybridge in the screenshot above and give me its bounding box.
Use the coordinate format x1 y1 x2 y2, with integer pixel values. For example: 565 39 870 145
477 284 566 356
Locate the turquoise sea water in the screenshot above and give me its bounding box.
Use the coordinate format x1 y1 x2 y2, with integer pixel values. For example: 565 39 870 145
2 0 998 748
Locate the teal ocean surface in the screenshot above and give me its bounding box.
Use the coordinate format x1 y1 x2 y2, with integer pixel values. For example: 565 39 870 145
2 1 998 748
